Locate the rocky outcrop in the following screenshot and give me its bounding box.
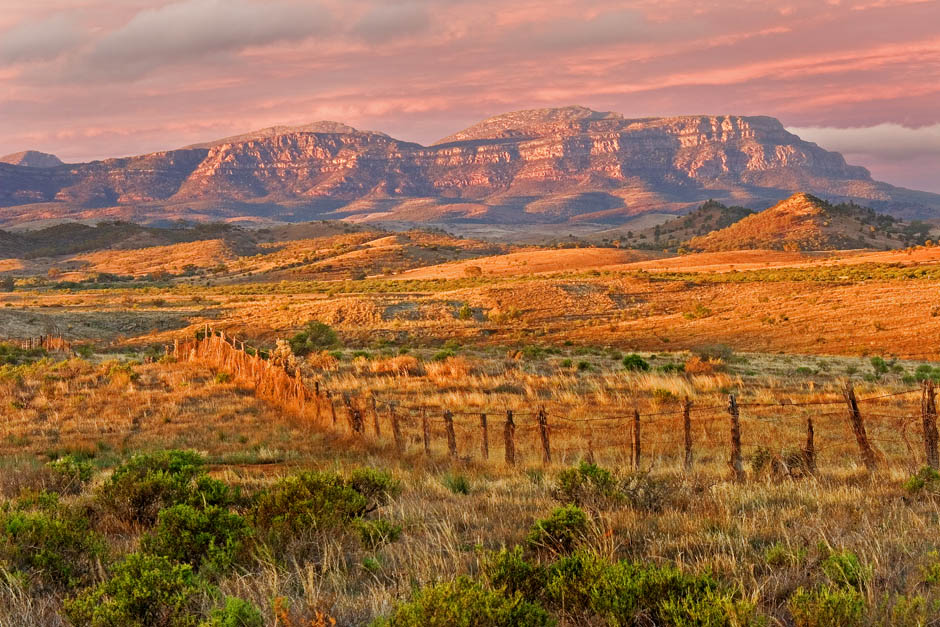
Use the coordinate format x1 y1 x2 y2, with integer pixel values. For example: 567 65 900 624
0 107 938 226
0 151 64 168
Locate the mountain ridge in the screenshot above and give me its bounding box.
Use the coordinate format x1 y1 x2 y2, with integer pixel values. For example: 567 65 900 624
1 107 938 228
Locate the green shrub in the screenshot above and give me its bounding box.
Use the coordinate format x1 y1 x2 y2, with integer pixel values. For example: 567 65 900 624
141 504 249 575
46 454 95 494
252 469 399 547
202 596 264 627
355 518 402 550
904 465 940 493
458 304 473 320
442 473 471 495
486 549 760 626
373 576 554 627
64 552 207 627
526 505 588 555
0 495 105 589
553 462 618 507
788 585 865 627
622 354 650 371
97 450 212 525
821 550 869 589
432 349 455 362
288 321 339 356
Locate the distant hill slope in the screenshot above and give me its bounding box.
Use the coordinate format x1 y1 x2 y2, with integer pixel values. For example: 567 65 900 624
622 200 754 250
685 193 924 251
0 151 63 168
2 106 940 227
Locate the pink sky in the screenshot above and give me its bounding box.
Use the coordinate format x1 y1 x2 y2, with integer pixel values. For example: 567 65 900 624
2 0 939 192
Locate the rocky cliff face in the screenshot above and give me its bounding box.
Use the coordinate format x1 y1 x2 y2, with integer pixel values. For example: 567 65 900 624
0 107 937 226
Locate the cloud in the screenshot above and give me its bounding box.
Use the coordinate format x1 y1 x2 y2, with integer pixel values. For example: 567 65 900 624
0 14 84 65
789 123 940 160
527 9 651 49
84 0 328 79
352 2 430 44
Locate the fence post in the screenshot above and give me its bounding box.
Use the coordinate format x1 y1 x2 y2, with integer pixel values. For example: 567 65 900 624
843 381 877 471
727 394 745 482
444 410 458 459
371 396 382 438
389 404 405 457
923 381 939 469
537 407 551 465
328 391 338 427
480 413 489 460
632 407 641 470
343 394 363 435
801 417 816 475
504 410 516 466
683 397 693 471
422 410 431 457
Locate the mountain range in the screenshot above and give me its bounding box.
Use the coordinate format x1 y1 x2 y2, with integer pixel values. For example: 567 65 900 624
2 106 939 229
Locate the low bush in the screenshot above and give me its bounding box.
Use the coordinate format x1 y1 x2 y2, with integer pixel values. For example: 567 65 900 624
252 468 399 549
288 321 339 356
203 596 264 627
46 454 95 495
788 585 865 627
485 549 760 626
141 504 249 575
622 354 650 371
354 518 402 550
372 576 554 627
64 552 207 627
903 465 940 494
552 462 619 508
0 493 105 589
97 450 216 525
821 550 869 589
442 473 471 495
525 505 588 555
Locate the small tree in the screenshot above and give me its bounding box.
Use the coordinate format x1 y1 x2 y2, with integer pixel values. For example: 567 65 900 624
288 321 339 356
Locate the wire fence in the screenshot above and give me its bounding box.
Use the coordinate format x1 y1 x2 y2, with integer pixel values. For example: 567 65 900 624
167 328 940 478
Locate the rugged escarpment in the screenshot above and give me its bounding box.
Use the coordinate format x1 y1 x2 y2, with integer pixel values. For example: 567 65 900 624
1 106 938 226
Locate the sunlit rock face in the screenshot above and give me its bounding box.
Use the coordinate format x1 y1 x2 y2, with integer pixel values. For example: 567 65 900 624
1 107 937 224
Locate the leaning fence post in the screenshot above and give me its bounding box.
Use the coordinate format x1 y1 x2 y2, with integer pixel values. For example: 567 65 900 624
923 381 939 469
632 407 641 470
328 391 338 427
371 396 382 438
727 394 745 482
843 381 877 471
504 410 516 466
683 397 693 471
422 410 431 457
444 410 458 459
804 417 816 474
480 413 489 460
389 404 405 457
537 407 551 465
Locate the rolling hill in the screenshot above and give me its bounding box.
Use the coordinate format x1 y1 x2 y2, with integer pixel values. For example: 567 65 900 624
685 193 924 252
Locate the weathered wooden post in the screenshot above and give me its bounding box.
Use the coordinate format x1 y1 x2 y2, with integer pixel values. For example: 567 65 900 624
843 381 877 471
328 391 338 427
504 410 516 466
388 403 405 457
444 410 458 459
923 380 939 469
536 407 551 465
422 410 431 457
727 394 745 482
631 407 642 470
683 397 693 471
804 417 816 474
371 396 382 438
480 413 489 460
